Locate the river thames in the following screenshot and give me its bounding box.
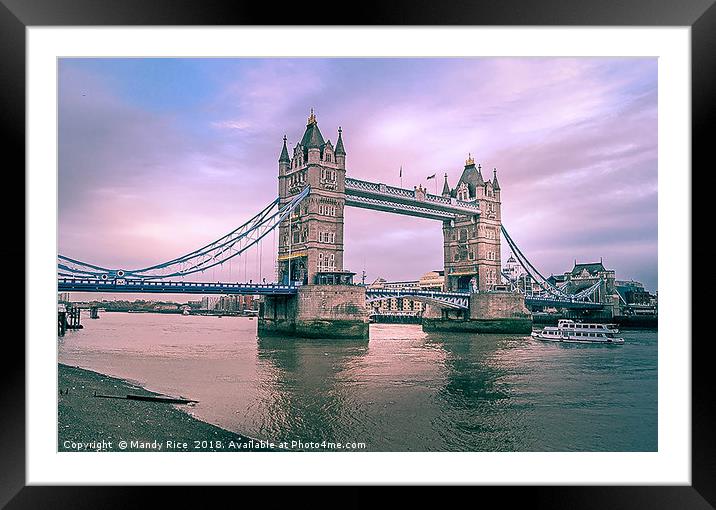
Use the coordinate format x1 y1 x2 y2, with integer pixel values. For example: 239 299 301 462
58 312 657 452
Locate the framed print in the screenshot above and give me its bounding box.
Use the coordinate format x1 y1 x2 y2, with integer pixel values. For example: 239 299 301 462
4 0 711 505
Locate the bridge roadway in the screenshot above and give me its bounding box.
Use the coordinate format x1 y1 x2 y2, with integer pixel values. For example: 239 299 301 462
57 278 471 304
58 278 299 295
58 278 603 310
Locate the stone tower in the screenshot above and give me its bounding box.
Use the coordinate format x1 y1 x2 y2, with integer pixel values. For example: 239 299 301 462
277 110 350 285
442 155 502 292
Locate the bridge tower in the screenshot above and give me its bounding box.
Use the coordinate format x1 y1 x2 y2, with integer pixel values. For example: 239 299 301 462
261 110 368 339
442 155 502 292
277 110 350 285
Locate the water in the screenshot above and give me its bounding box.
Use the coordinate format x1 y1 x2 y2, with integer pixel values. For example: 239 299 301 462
58 313 657 451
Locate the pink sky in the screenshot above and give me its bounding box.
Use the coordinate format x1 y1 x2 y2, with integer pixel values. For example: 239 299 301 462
59 58 657 290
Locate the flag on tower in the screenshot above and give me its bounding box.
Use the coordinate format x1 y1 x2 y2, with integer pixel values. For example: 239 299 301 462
399 166 402 177
426 174 436 180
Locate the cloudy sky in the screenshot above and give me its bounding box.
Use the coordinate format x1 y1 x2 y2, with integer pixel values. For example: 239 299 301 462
58 58 657 291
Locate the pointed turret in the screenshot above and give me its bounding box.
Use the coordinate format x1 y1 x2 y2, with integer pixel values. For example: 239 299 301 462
334 126 346 169
492 168 500 190
475 163 485 186
456 154 484 198
335 126 346 155
300 108 325 149
278 135 290 163
442 173 451 196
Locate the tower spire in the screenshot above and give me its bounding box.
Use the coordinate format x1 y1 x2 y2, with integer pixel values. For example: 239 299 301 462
442 172 451 196
278 134 290 163
335 126 346 155
307 108 317 125
492 168 500 190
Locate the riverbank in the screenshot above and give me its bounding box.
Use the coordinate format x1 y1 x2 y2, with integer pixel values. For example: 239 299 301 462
58 364 269 452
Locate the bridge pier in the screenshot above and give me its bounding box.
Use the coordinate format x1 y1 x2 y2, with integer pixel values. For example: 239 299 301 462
258 284 369 339
422 291 532 334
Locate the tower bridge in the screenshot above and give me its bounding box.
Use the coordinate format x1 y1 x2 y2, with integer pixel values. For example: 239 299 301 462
58 110 609 338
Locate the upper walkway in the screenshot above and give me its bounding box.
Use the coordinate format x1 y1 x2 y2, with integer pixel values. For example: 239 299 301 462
345 178 480 220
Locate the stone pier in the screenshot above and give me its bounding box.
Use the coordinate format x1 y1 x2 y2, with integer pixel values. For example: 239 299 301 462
422 290 532 334
258 284 369 339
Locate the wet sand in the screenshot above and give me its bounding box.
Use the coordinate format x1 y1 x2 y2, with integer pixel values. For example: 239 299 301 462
58 364 268 452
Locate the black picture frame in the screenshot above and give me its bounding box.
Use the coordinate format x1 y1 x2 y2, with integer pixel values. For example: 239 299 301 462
2 0 709 506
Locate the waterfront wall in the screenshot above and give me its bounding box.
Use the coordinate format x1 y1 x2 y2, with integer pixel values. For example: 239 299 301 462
258 285 369 339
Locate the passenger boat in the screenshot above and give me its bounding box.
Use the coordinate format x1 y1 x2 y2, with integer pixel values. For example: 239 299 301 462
531 319 624 344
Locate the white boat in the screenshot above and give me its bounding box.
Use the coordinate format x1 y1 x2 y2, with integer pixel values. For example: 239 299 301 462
532 319 624 344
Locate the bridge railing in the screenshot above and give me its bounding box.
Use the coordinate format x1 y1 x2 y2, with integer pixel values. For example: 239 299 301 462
425 194 452 205
345 178 381 192
382 184 414 198
365 288 470 297
57 278 298 291
425 193 480 212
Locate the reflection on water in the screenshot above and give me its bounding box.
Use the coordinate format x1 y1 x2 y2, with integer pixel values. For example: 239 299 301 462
58 313 657 451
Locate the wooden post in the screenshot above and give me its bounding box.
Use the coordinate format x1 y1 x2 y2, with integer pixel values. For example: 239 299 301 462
66 306 83 330
58 311 67 336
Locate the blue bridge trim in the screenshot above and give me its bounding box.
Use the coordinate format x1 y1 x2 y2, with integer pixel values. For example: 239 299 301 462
524 296 603 310
58 278 298 295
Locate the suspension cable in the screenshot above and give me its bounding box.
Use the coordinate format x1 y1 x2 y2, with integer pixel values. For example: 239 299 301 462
58 188 309 281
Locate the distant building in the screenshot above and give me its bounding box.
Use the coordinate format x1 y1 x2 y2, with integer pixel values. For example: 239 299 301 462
546 274 568 287
615 280 657 315
200 296 220 310
503 254 542 295
418 270 445 292
503 253 522 282
555 259 620 316
367 276 422 315
368 278 419 292
367 271 446 315
154 303 179 311
367 278 419 313
200 295 257 313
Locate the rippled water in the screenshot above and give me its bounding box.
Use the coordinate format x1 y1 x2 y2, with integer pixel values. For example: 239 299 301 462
58 312 657 451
